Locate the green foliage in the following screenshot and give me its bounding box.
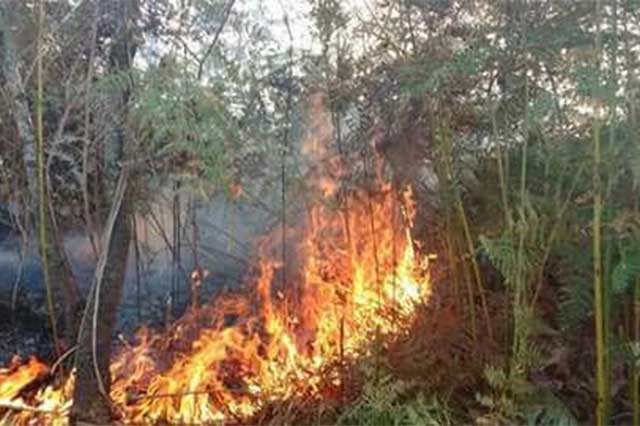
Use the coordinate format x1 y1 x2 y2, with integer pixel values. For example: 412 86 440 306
309 0 349 45
89 64 236 189
573 64 612 100
130 62 237 185
553 240 594 331
524 393 579 426
337 364 456 426
477 365 577 426
612 242 640 294
479 233 519 286
399 43 494 95
557 274 593 332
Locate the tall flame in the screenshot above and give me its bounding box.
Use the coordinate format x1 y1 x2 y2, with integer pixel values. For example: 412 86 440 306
0 95 432 424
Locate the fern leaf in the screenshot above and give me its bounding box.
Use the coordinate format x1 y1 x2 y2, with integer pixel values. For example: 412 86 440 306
612 244 640 294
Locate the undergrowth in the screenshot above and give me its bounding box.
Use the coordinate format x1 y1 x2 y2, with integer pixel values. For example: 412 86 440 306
336 361 458 426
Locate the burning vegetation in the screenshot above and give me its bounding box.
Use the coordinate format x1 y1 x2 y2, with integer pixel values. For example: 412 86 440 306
0 168 433 424
5 0 640 424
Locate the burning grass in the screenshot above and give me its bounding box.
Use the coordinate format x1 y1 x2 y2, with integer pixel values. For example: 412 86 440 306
0 176 435 424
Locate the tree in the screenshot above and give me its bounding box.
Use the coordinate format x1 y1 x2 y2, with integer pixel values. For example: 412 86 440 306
70 0 139 421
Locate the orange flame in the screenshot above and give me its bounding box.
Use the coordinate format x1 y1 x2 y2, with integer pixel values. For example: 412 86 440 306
0 95 432 425
0 357 49 401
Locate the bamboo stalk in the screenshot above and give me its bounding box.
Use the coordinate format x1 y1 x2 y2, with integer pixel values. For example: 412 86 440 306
456 194 492 341
439 117 492 341
593 82 607 426
35 0 61 358
626 5 640 423
459 234 477 340
592 0 608 423
514 1 530 360
492 104 511 230
133 216 142 323
633 277 640 426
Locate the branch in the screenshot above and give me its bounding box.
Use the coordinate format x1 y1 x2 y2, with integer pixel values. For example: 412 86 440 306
0 401 62 415
197 0 236 81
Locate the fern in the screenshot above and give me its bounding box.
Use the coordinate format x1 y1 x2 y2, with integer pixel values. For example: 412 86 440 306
556 276 593 332
479 233 519 285
612 243 640 294
478 365 576 425
552 241 594 332
337 364 456 426
524 391 578 426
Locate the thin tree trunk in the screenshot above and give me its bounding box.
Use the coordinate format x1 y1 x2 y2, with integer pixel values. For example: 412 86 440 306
71 0 137 421
71 171 130 423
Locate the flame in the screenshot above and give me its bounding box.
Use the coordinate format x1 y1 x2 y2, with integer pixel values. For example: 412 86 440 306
0 95 432 425
0 357 49 401
0 357 71 426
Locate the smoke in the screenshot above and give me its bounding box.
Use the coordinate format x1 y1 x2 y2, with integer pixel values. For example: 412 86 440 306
0 192 275 333
0 91 337 334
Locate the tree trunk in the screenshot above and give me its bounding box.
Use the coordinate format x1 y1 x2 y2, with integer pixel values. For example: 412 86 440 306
71 172 130 423
70 0 137 422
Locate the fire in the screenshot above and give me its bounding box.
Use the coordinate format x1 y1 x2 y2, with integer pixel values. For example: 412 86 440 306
0 357 71 425
0 357 49 401
0 97 432 424
0 185 430 424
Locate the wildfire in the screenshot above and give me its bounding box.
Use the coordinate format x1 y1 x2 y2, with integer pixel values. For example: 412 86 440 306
0 186 431 424
0 96 432 425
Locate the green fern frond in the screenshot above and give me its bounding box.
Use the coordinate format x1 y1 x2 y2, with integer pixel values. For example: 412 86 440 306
556 276 592 332
612 243 640 294
525 390 578 426
479 233 519 284
338 363 456 426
